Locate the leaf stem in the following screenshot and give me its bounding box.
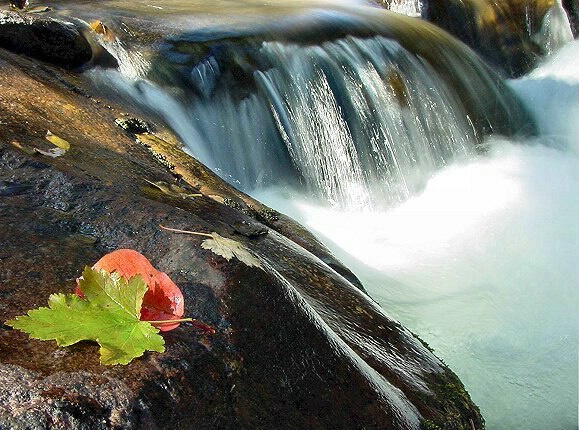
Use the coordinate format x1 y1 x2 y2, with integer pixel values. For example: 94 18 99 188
146 317 193 324
159 225 213 237
146 317 216 334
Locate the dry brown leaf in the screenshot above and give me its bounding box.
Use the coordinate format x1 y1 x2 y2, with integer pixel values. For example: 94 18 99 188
159 226 262 268
201 233 262 268
34 147 66 158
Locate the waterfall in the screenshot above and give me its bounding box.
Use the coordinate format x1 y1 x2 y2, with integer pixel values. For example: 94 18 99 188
100 20 533 209
254 39 579 429
253 38 579 431
255 36 480 207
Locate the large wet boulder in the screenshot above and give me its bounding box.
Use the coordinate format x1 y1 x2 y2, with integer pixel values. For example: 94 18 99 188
0 43 484 429
421 0 573 77
0 10 94 69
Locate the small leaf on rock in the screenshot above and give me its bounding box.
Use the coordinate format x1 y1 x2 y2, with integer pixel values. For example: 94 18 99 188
202 233 262 268
45 130 70 150
143 178 202 199
159 225 262 268
11 141 36 155
34 147 66 158
27 5 52 13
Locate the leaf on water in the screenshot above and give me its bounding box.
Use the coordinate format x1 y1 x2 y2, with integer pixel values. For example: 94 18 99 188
45 130 70 150
6 267 165 365
202 233 262 268
90 20 116 42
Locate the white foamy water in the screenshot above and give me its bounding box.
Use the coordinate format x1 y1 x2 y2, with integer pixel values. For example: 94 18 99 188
378 0 422 17
254 40 579 429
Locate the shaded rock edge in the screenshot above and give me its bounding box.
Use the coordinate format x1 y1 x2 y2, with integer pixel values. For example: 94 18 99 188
421 0 574 77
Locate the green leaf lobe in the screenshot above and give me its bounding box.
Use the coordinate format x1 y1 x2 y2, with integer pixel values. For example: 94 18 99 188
6 267 165 365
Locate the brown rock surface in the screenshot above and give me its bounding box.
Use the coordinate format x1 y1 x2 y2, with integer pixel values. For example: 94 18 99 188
421 0 568 77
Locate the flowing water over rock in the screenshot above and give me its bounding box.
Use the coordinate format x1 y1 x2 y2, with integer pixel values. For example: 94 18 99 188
422 0 574 76
255 37 579 431
141 35 481 208
93 7 535 209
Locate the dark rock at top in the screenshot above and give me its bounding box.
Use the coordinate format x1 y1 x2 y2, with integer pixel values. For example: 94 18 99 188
9 0 28 9
562 0 579 36
421 0 566 77
0 10 92 69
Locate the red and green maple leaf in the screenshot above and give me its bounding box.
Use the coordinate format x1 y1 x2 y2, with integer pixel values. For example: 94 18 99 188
5 249 213 365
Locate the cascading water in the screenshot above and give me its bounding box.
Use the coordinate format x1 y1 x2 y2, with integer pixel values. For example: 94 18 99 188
102 36 481 207
532 0 574 55
101 17 528 208
92 2 577 428
255 33 579 431
255 36 478 207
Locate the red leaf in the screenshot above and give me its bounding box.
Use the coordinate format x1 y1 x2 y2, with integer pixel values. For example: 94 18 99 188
76 249 184 331
140 271 184 332
93 249 159 285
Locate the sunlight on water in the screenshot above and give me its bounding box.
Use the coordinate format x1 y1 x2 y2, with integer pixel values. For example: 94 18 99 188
382 0 422 17
254 41 579 429
531 0 573 56
256 36 477 207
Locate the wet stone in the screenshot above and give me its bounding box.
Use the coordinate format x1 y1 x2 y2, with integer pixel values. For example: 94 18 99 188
0 180 31 196
0 10 93 69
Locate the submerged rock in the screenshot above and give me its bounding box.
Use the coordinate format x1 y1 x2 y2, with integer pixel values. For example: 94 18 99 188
0 33 483 431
